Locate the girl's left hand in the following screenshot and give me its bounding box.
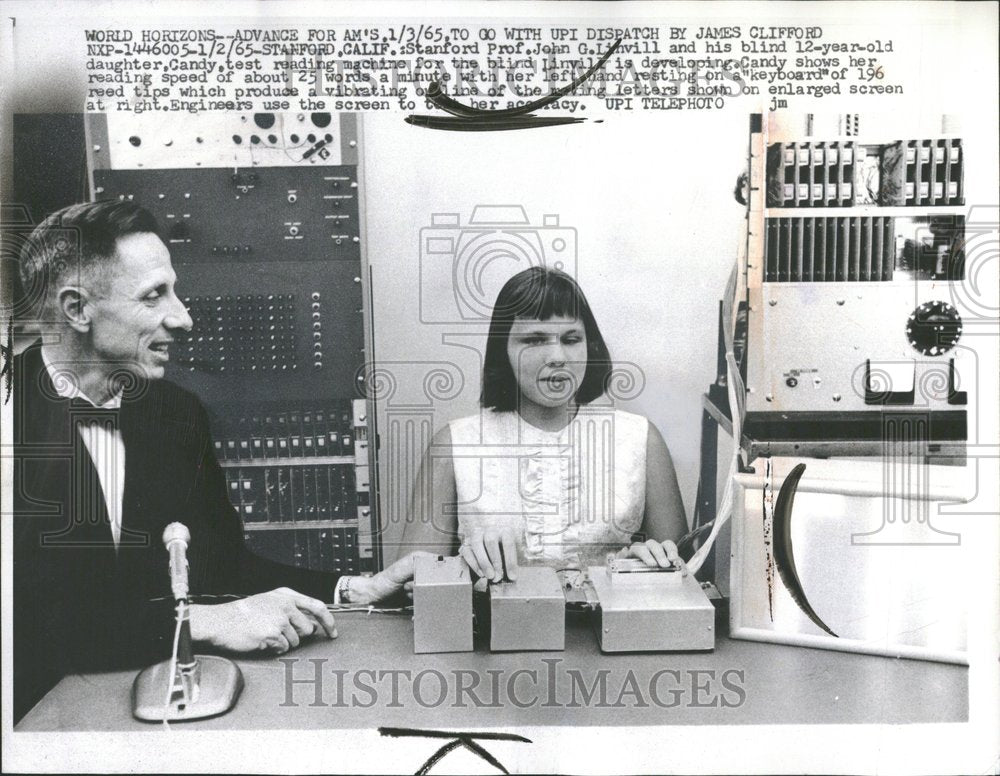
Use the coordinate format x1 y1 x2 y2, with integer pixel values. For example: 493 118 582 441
621 539 681 569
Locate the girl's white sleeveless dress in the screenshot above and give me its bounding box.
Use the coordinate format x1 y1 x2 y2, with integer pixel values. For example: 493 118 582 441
449 407 648 568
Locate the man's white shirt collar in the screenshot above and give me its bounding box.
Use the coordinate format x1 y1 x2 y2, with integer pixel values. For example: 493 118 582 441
39 345 126 546
41 347 123 410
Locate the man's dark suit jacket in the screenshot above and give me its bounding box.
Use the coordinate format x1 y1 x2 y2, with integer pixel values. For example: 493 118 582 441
12 343 338 723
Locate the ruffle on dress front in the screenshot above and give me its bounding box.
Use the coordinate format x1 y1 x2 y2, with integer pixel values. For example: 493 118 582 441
450 409 648 568
519 424 582 566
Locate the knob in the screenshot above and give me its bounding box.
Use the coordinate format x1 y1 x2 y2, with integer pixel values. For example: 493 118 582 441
906 301 962 356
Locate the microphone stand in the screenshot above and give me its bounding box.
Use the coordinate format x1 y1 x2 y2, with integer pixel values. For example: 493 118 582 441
132 595 244 722
132 523 244 722
174 599 200 705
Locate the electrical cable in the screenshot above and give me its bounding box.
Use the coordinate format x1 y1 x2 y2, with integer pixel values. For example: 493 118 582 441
149 592 244 603
326 604 413 614
160 600 185 730
677 521 716 558
687 230 748 575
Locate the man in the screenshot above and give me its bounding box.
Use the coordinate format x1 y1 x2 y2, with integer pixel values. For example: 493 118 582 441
11 201 420 723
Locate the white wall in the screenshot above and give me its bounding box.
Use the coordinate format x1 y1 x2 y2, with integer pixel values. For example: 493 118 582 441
360 112 747 559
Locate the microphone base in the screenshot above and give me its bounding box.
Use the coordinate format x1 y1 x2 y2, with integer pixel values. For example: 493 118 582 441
132 655 243 722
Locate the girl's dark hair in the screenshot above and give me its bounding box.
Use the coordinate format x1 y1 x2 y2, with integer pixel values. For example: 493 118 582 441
480 266 612 411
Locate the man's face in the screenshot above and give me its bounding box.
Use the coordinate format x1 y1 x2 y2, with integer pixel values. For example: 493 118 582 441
84 232 193 380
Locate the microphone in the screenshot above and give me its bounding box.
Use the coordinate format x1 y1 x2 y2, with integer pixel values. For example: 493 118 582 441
133 521 243 721
163 522 191 601
163 524 194 670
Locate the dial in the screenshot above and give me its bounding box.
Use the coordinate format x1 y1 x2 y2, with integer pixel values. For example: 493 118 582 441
906 301 962 356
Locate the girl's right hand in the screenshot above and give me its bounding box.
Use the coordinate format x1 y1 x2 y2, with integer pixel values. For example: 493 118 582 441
459 527 520 583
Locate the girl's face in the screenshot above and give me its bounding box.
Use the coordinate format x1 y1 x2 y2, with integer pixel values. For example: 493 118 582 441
506 315 588 410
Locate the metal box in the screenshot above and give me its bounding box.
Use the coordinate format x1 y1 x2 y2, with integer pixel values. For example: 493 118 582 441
489 567 565 652
588 562 715 652
413 555 473 654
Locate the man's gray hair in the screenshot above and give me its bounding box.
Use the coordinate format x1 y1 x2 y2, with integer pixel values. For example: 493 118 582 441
19 200 160 309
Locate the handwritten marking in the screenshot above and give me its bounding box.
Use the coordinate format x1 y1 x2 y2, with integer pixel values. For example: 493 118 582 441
379 727 532 775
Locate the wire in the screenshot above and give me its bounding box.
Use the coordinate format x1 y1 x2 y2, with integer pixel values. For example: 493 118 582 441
149 592 244 603
677 521 715 558
688 233 748 575
325 604 413 614
153 594 412 615
160 601 184 730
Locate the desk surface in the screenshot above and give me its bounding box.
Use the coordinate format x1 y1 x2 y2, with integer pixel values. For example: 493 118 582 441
16 606 967 731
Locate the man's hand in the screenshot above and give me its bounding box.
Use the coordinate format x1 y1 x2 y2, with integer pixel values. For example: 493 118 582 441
347 551 436 605
459 526 519 583
189 588 336 654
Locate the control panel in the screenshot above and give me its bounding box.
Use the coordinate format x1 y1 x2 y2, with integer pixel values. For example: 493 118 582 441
766 138 963 207
742 113 970 441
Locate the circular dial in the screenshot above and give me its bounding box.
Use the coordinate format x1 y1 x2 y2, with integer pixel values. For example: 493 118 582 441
906 301 963 356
